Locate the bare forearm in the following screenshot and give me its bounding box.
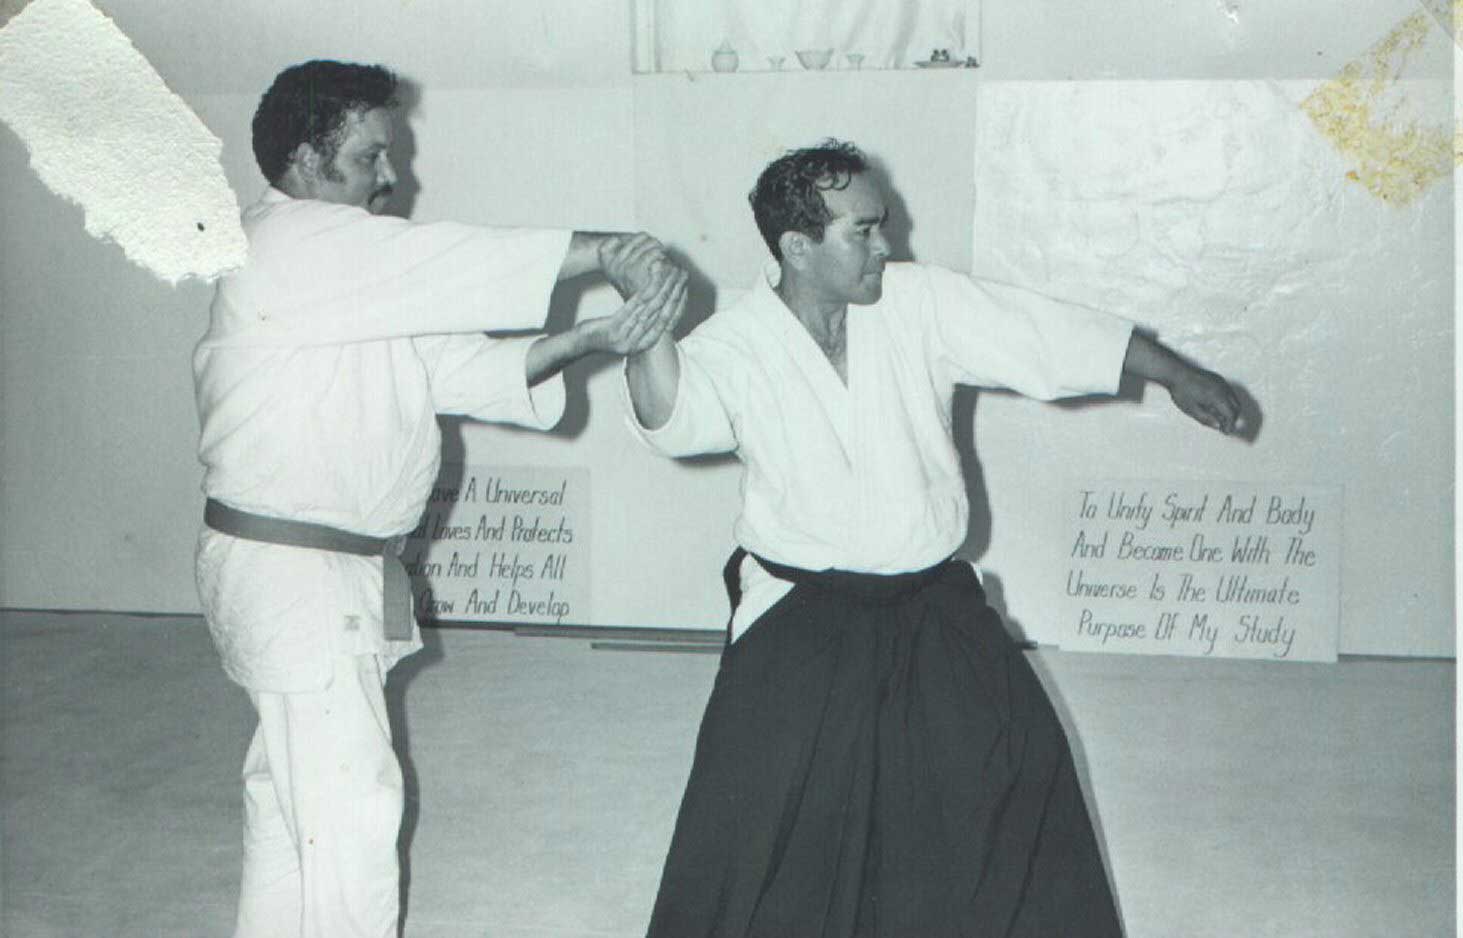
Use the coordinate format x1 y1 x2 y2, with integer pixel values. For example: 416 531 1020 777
1123 331 1245 435
560 232 614 282
525 326 591 386
1121 331 1186 387
625 334 681 429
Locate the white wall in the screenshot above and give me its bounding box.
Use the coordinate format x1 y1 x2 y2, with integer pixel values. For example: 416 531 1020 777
970 78 1454 657
0 116 215 613
0 0 1452 656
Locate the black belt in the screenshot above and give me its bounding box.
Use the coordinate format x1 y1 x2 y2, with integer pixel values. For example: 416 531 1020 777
204 498 414 641
723 547 965 610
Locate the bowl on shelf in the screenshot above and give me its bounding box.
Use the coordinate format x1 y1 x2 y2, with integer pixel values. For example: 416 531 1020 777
711 41 739 72
795 48 833 70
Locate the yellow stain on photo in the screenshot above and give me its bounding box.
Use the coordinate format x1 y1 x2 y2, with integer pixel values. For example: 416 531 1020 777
1301 7 1457 205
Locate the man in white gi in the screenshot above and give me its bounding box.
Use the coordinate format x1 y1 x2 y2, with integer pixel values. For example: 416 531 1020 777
194 60 685 938
624 141 1245 936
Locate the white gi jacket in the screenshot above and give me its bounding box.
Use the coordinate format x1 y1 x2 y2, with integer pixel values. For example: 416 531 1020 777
195 188 571 692
624 262 1135 640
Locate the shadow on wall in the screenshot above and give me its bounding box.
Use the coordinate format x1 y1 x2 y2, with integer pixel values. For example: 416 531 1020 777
384 77 422 220
384 622 445 937
864 156 915 262
949 386 1036 643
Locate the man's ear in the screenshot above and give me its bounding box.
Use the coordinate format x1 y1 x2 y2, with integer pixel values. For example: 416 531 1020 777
779 231 808 268
292 142 322 182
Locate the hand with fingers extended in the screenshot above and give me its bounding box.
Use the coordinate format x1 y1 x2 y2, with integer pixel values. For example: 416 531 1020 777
598 232 670 299
584 261 689 356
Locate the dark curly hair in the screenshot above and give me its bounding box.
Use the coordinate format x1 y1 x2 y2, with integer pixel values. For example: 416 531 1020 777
749 140 869 261
251 60 399 185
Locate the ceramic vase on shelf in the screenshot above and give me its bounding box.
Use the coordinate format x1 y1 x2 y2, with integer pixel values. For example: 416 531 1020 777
711 40 739 73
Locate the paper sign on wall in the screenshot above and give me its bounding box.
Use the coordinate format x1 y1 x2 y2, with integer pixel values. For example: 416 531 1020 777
1057 481 1340 662
403 464 590 627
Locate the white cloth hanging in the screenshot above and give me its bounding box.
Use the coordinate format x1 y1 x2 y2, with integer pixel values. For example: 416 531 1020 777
634 0 981 72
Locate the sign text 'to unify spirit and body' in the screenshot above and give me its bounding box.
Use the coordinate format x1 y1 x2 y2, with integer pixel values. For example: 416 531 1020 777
1059 482 1339 662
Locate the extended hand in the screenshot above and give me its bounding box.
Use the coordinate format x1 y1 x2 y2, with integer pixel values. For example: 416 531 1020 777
599 232 668 299
585 262 688 356
1167 364 1245 435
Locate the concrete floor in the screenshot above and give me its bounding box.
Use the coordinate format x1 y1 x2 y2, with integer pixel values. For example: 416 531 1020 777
1 609 1454 937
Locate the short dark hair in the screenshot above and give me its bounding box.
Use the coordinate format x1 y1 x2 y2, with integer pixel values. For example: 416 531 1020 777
251 60 399 184
748 140 869 261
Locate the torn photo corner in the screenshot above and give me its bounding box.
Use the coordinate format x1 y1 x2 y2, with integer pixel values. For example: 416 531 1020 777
0 0 247 284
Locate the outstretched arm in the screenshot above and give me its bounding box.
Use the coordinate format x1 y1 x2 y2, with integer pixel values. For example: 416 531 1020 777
525 263 688 386
1123 332 1245 435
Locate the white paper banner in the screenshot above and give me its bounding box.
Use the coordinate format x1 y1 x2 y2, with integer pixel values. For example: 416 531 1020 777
1056 480 1341 662
404 464 590 627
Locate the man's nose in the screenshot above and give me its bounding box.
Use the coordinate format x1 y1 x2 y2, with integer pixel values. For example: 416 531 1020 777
871 228 892 259
379 155 398 187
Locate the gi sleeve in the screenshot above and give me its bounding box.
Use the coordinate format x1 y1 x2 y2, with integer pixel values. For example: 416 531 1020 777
620 339 738 458
413 333 566 430
216 200 572 347
918 265 1134 400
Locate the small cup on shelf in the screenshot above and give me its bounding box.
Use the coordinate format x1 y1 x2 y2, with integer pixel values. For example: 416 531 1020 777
711 41 739 73
795 48 833 70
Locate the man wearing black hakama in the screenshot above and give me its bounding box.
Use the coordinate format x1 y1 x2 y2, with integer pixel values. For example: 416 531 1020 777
622 141 1246 937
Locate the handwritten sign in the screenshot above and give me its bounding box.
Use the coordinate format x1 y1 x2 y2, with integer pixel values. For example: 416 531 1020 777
403 464 590 627
1056 481 1340 662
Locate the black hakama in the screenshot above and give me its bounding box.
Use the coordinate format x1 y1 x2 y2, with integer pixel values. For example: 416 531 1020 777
646 552 1123 938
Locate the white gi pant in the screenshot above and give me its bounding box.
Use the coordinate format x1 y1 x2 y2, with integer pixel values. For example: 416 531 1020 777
234 653 403 938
